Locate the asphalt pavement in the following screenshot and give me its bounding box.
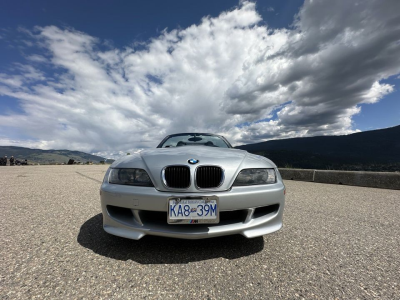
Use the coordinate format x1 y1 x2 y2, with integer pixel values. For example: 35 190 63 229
1 165 399 299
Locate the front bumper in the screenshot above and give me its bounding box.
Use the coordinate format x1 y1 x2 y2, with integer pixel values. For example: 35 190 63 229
100 183 285 240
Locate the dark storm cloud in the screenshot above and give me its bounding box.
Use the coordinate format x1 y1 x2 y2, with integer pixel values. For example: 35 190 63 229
227 0 399 142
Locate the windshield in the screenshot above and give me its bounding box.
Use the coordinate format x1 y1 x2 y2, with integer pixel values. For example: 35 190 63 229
158 134 231 148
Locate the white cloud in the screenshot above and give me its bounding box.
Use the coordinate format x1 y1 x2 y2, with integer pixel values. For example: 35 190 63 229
0 74 24 88
0 137 51 149
0 0 399 156
361 82 394 104
92 149 144 160
27 54 48 63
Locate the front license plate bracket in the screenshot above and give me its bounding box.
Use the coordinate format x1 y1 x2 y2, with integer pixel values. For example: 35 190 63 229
167 196 219 224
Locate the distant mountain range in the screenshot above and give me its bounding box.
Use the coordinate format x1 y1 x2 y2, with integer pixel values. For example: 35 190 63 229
1 125 399 170
0 146 107 164
236 125 400 172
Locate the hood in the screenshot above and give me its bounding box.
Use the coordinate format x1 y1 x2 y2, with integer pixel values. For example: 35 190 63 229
112 146 275 192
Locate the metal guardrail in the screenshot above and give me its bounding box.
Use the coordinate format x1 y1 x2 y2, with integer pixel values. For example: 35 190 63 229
279 168 400 190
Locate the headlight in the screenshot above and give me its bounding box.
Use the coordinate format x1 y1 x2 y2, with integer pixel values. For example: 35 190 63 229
109 168 153 187
233 168 276 186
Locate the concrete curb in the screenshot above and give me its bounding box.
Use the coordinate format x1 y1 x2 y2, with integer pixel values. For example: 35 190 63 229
278 168 400 190
278 168 314 182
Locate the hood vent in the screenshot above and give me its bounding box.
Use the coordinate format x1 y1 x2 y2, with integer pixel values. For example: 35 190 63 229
163 166 190 189
196 166 223 189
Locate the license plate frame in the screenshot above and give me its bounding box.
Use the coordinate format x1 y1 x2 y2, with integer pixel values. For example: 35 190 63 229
167 196 219 224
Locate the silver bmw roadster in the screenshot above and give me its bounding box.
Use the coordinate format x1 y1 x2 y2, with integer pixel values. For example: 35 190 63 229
100 133 285 240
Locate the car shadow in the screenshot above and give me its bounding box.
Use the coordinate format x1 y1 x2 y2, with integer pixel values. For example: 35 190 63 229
77 213 264 264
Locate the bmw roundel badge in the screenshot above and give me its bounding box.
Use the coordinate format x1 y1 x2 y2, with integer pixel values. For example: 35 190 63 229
188 158 199 165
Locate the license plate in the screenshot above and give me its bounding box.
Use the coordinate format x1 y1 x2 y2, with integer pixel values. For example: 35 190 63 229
167 196 219 224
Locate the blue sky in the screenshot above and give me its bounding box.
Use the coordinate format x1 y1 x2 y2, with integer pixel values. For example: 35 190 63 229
0 0 399 154
0 1 303 68
352 76 400 131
